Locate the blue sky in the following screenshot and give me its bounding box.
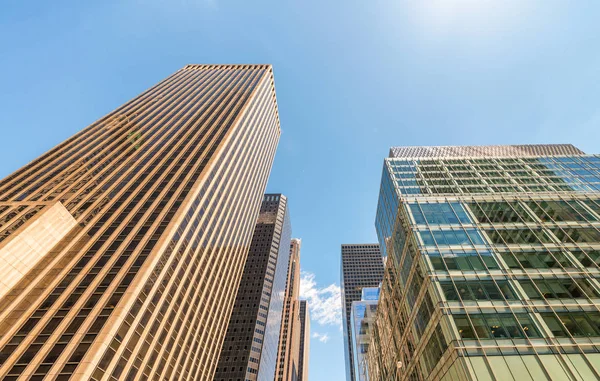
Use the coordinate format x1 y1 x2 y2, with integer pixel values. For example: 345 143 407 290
1 1 600 380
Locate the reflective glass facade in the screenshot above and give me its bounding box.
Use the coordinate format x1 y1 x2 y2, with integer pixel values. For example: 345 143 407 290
369 145 600 381
0 64 281 380
351 287 380 381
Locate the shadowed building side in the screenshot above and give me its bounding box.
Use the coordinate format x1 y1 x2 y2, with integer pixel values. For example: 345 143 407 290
214 194 292 381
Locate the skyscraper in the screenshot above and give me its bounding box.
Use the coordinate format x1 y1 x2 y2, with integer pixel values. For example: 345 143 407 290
298 299 310 381
0 64 281 380
214 194 291 381
341 244 385 381
369 144 600 380
276 238 302 381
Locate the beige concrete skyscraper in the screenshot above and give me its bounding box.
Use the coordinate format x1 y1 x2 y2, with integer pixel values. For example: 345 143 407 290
0 64 281 380
276 238 302 380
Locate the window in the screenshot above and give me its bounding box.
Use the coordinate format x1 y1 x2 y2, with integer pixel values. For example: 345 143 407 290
519 278 600 299
453 313 541 340
552 228 600 244
468 201 536 224
499 249 573 269
409 202 471 225
441 280 516 301
527 200 598 222
541 312 600 337
420 228 486 246
569 249 600 267
428 249 499 271
485 228 553 245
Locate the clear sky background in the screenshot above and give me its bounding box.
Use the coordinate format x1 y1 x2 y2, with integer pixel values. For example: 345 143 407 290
1 1 600 380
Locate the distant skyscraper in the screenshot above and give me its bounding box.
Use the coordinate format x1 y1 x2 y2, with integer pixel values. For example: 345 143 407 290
298 300 310 381
0 64 281 380
341 244 385 381
369 144 600 380
276 238 302 380
214 194 292 381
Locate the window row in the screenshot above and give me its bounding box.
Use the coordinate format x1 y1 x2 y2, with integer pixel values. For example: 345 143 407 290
441 278 600 302
454 313 541 340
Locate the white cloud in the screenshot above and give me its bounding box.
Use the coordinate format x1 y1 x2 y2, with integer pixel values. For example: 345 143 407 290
312 332 330 343
300 271 342 327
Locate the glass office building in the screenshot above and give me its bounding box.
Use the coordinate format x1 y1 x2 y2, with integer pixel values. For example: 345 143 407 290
0 64 281 380
369 144 600 380
351 287 380 381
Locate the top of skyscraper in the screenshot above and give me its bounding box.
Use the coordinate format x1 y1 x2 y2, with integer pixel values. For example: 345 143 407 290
389 144 585 159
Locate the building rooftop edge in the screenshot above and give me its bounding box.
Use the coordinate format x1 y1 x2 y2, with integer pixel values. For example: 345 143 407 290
388 144 585 159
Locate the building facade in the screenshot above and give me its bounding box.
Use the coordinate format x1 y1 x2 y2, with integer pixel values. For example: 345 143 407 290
350 287 380 381
0 64 281 380
214 194 292 381
369 144 600 380
298 300 310 381
276 238 302 381
341 244 385 381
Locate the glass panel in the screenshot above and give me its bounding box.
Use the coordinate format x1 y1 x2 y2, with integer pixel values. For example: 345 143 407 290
482 282 502 300
470 317 491 339
485 315 509 338
541 314 567 337
516 314 541 338
468 201 536 223
419 231 435 246
409 204 426 224
520 280 541 299
441 283 459 301
454 317 476 339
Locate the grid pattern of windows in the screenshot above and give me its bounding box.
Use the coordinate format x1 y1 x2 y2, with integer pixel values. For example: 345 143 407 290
214 195 292 381
388 156 600 196
368 146 600 381
0 65 281 380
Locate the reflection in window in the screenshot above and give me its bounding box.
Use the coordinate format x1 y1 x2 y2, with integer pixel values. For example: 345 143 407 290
419 229 486 246
499 249 573 269
519 278 600 299
409 203 471 225
541 312 600 338
569 249 600 267
468 201 536 224
485 228 553 245
526 200 598 222
428 249 499 271
441 280 516 301
551 228 600 244
453 313 541 340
